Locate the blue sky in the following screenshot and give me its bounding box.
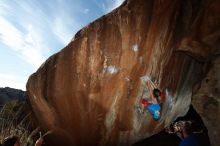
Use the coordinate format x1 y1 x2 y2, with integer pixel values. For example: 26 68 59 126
0 0 124 90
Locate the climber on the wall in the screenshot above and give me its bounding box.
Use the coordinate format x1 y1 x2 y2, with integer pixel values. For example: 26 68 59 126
153 88 163 104
140 75 167 120
141 87 164 120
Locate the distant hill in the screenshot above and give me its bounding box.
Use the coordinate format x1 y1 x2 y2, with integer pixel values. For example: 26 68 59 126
0 87 25 106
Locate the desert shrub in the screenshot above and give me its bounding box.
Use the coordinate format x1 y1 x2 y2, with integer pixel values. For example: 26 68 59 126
0 100 38 146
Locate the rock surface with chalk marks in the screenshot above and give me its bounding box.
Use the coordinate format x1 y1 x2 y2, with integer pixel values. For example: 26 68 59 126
27 0 220 146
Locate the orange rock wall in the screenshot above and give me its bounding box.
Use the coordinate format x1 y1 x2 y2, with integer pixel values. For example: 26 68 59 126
27 0 220 145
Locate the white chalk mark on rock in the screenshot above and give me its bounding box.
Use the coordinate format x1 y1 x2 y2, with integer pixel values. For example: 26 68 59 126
125 77 131 82
132 44 139 52
103 55 108 69
105 66 119 74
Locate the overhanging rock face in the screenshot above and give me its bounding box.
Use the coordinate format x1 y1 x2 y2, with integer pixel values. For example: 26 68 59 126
27 0 220 145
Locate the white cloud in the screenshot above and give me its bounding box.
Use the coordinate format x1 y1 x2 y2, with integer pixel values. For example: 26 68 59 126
102 0 125 13
84 9 90 14
0 2 10 16
49 0 82 46
111 0 125 10
53 17 73 45
0 16 47 68
0 73 26 90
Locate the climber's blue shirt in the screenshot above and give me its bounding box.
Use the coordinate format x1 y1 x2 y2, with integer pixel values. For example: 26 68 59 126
179 135 200 146
147 103 161 120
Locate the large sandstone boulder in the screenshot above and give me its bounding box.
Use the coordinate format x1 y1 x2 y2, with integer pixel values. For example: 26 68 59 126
192 57 220 146
26 0 220 145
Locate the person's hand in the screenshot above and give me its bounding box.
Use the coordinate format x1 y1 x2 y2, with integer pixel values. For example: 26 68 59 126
176 132 183 140
35 138 43 146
